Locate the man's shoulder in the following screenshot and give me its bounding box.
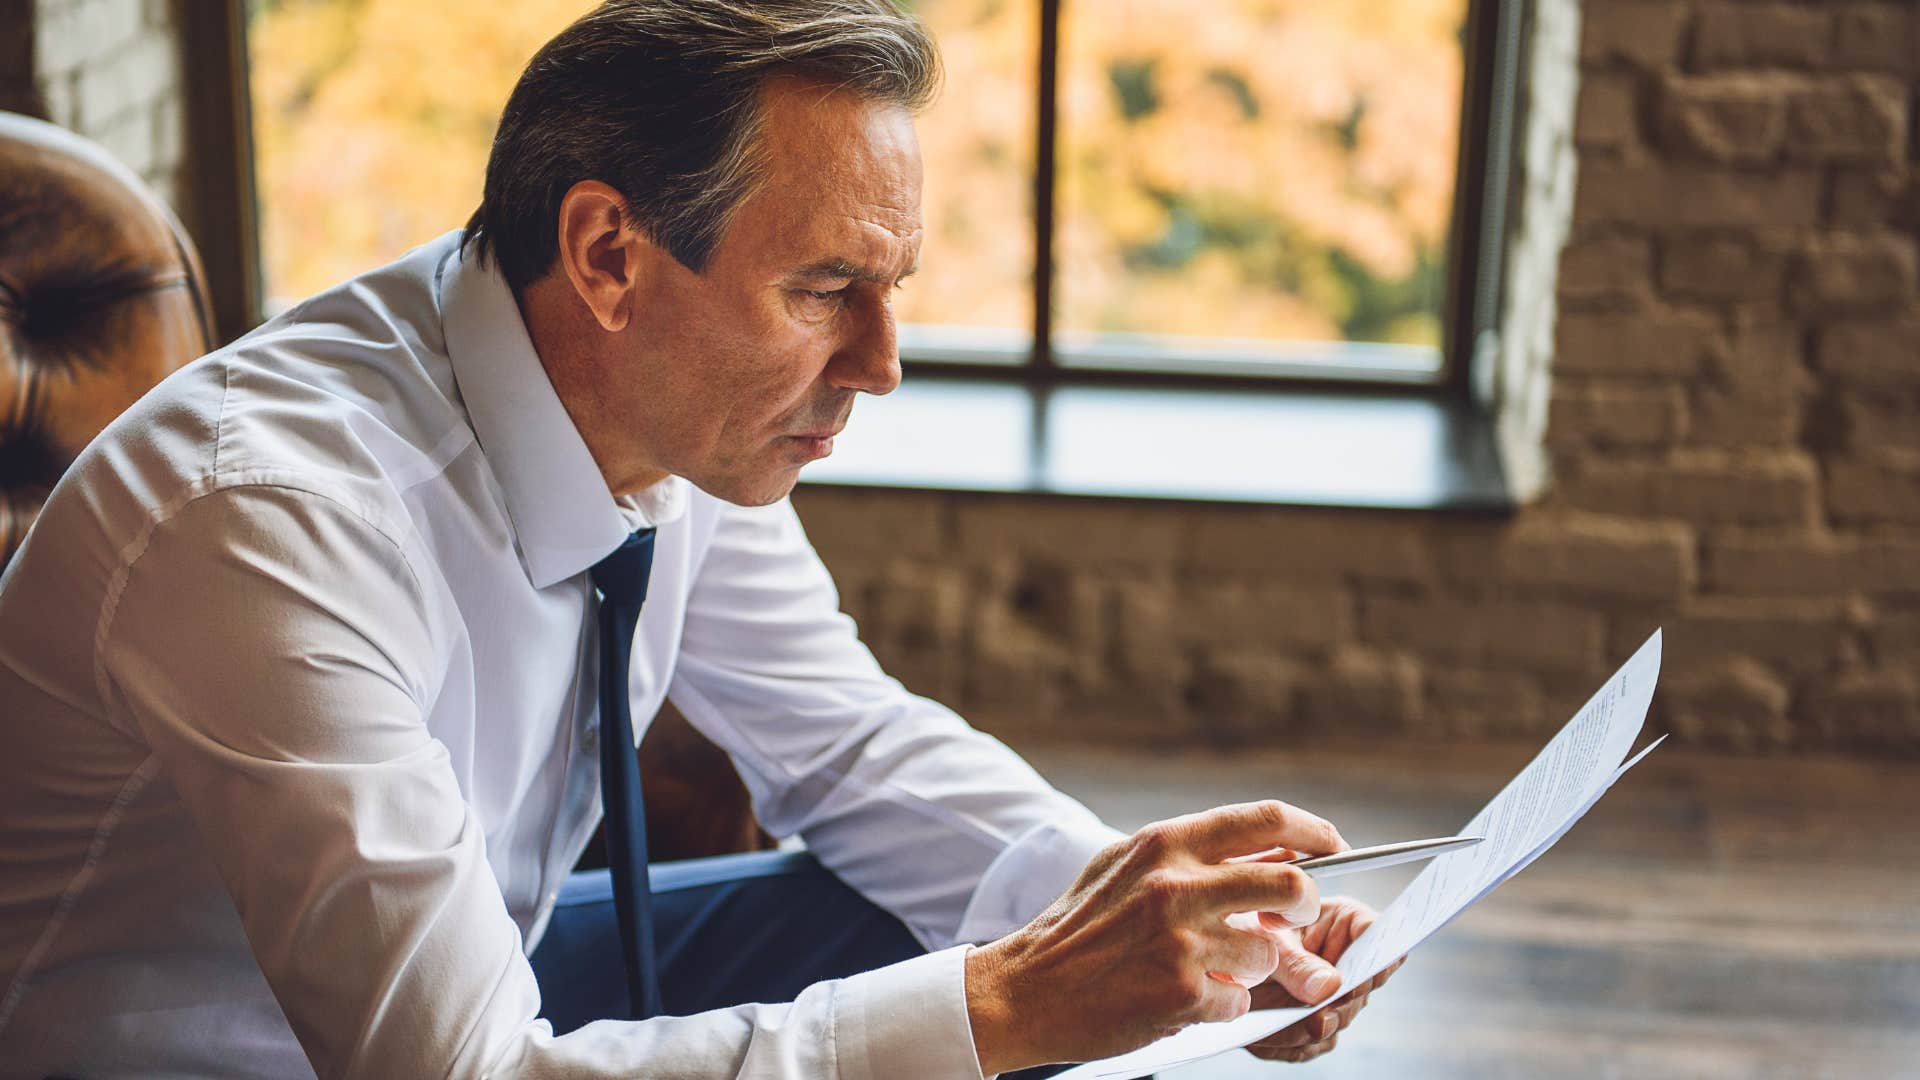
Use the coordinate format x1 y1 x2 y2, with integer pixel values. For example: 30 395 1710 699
53 236 477 553
218 235 471 485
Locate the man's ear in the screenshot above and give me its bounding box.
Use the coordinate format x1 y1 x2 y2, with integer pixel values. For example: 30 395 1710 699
555 180 650 333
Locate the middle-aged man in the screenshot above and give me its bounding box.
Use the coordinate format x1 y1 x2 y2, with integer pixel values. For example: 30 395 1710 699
0 2 1404 1076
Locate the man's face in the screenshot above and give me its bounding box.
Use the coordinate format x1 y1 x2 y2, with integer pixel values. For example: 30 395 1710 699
612 77 923 506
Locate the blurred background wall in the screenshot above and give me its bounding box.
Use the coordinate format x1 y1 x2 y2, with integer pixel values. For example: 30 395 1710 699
3 0 1915 755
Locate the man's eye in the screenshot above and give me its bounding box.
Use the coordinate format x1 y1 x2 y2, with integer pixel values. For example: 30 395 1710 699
806 289 842 302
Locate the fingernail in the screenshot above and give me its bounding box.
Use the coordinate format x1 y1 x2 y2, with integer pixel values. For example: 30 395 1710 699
1305 968 1340 1001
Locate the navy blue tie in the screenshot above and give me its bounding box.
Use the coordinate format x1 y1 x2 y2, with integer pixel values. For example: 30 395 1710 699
590 528 663 1020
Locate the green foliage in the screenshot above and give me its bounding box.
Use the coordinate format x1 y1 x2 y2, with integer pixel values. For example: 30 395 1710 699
1107 58 1161 122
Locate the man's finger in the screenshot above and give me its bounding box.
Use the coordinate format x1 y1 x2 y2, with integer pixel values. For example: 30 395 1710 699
1248 966 1384 1012
1319 901 1372 965
1249 1031 1339 1063
1317 992 1367 1038
1283 1033 1337 1064
1191 971 1254 1025
1377 955 1406 987
1244 1014 1320 1045
1267 925 1342 1005
1183 862 1320 924
1225 845 1307 865
1299 899 1340 954
1247 979 1307 1011
1247 990 1364 1057
1341 990 1370 1032
1199 922 1286 988
1247 1013 1320 1051
1172 800 1346 864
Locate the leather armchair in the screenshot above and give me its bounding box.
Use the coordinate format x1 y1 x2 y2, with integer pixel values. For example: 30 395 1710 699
0 110 214 567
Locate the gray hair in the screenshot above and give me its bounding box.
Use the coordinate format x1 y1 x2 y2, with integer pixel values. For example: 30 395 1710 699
465 0 940 292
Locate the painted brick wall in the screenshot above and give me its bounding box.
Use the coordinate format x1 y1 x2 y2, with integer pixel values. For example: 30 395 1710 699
794 1 1920 754
7 0 187 207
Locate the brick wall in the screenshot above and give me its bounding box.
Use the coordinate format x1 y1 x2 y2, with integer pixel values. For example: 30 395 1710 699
6 0 187 207
796 1 1920 754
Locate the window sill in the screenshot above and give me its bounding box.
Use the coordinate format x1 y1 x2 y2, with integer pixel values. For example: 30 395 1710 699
799 373 1516 512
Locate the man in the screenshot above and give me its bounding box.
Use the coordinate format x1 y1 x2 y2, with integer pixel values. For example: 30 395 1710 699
0 2 1399 1076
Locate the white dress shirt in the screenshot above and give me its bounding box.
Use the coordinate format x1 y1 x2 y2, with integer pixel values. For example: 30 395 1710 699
0 231 1122 1079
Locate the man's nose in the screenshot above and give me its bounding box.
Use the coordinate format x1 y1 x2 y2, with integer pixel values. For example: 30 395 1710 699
826 303 901 397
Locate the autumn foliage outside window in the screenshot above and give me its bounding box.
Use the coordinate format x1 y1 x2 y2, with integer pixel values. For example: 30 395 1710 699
247 0 1469 381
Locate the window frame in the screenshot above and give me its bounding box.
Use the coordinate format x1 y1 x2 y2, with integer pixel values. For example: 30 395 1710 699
177 0 261 346
898 0 1520 402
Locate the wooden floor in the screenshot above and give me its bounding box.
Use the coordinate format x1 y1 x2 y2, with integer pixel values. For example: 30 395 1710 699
1012 738 1920 1080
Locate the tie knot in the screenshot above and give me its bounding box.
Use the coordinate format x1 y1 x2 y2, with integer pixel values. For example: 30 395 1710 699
590 528 657 606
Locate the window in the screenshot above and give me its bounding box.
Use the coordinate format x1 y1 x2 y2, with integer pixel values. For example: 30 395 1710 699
895 0 1483 386
1052 1 1470 384
242 0 1503 378
218 0 1520 507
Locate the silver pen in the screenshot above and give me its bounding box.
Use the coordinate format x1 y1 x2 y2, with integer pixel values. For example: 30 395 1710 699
1286 834 1485 879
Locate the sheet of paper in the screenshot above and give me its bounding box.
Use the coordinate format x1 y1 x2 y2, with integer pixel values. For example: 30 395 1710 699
1056 630 1664 1080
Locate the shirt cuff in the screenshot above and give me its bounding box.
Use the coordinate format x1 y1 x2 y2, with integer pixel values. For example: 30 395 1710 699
955 817 1127 945
837 944 986 1080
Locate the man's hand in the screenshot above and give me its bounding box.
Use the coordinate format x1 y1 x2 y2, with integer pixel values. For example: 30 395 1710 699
964 801 1347 1075
1239 897 1405 1064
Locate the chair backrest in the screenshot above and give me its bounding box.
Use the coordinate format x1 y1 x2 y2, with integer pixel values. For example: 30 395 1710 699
0 110 215 566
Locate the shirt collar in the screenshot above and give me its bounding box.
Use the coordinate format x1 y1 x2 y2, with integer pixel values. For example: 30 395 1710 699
437 233 688 589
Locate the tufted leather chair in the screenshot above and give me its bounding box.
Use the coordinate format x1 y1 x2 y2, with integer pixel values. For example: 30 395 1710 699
0 111 214 567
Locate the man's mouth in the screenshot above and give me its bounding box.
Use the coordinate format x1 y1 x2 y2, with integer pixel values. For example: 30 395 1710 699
783 429 840 461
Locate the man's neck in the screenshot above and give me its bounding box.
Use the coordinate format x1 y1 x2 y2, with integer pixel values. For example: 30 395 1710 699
517 275 669 500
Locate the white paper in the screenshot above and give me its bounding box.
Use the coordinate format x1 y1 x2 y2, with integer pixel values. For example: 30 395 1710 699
1057 630 1664 1080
